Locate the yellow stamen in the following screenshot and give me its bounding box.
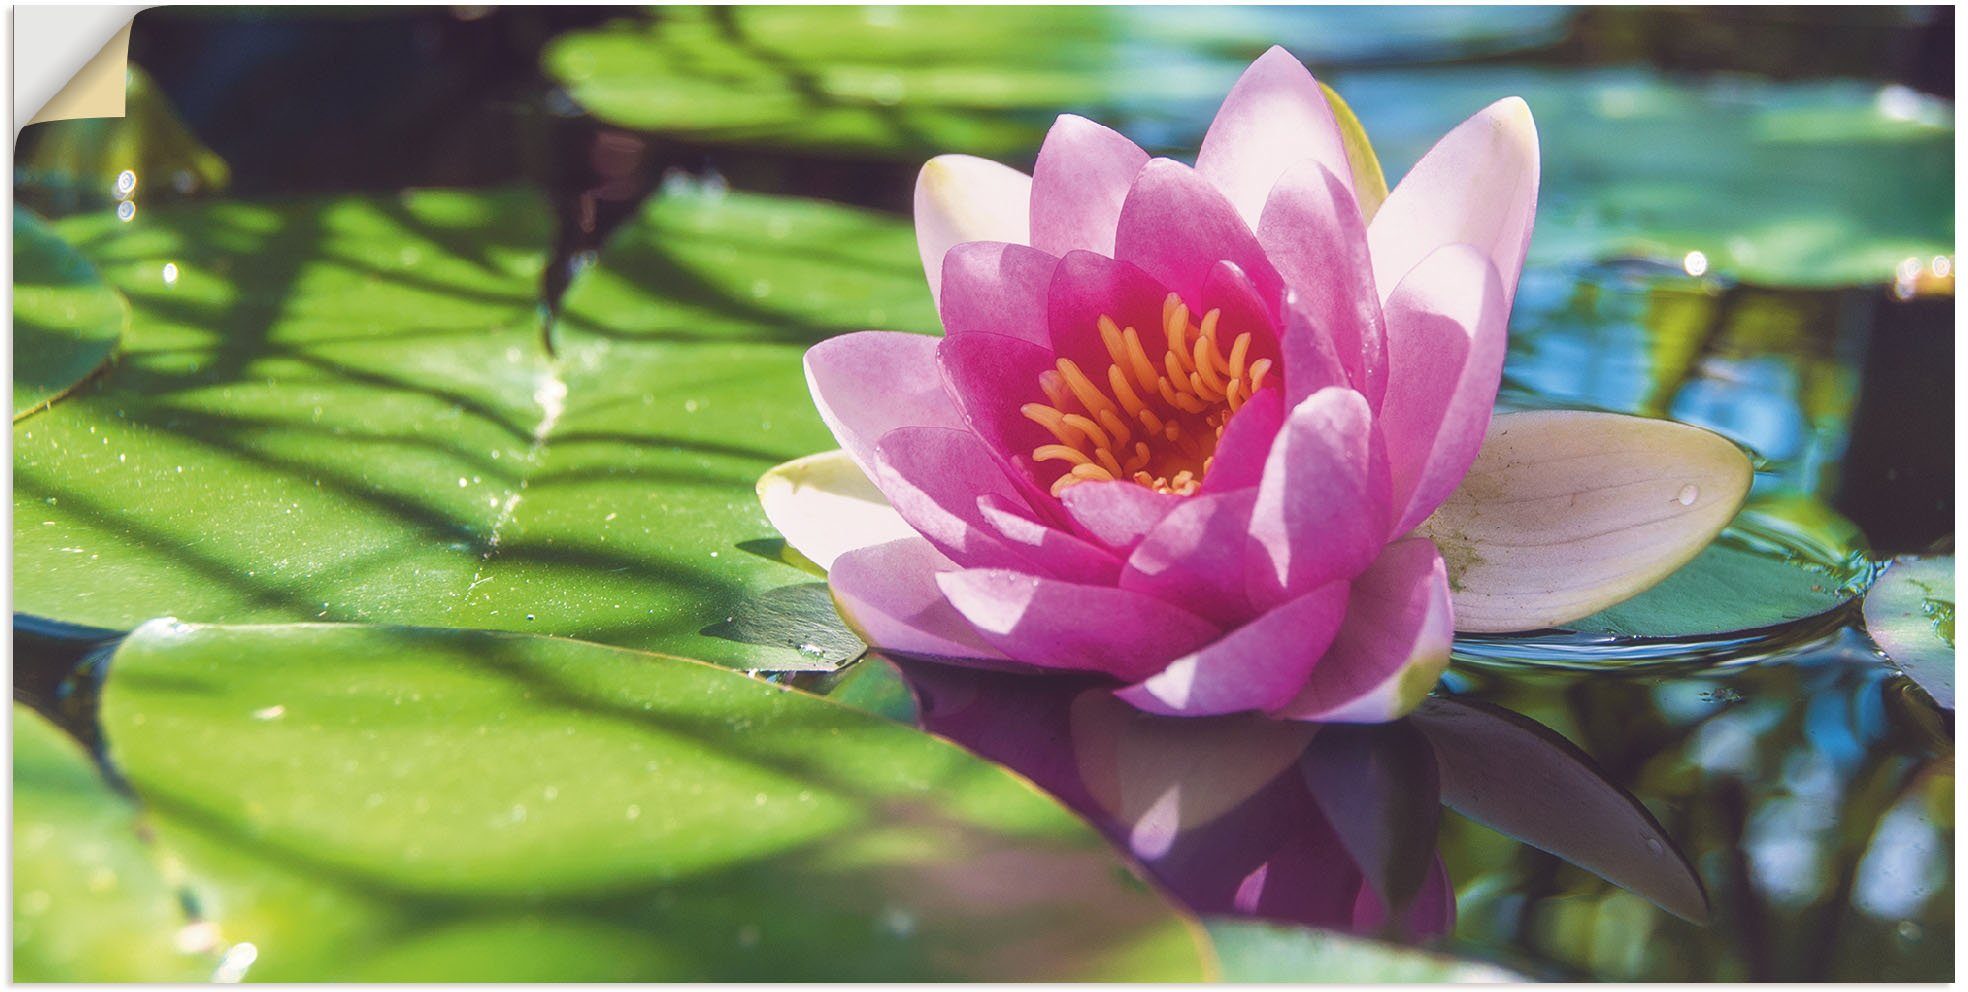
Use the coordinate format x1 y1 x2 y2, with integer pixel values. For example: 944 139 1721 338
1026 298 1279 497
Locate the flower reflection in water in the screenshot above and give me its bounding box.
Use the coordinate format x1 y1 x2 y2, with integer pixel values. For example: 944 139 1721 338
880 652 1705 942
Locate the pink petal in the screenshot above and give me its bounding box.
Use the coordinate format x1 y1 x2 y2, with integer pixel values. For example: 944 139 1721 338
1044 249 1172 382
937 241 1058 346
1198 259 1284 368
1117 580 1348 716
830 537 1007 662
1258 160 1387 408
1200 386 1284 494
1113 159 1283 309
1197 46 1355 230
914 154 1032 306
1367 97 1539 307
1275 296 1352 410
1273 537 1453 724
1030 114 1149 257
871 426 1044 572
936 331 1066 503
936 568 1219 681
805 331 967 478
1378 245 1509 535
1059 481 1184 551
1247 387 1390 607
975 493 1125 586
1119 489 1260 627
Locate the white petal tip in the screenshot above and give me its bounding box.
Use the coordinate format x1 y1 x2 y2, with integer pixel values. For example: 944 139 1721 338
757 450 916 571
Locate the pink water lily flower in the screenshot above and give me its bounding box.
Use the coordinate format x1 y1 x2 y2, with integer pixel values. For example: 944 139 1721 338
761 48 1752 722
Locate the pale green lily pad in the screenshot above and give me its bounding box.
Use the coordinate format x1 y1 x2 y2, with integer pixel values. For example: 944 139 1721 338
13 210 125 417
1206 919 1524 982
1862 555 1955 709
1332 66 1953 287
543 6 1571 160
14 704 216 982
14 188 931 670
97 620 1207 981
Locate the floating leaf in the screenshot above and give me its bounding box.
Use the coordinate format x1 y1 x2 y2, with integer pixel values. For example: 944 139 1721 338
1206 918 1523 982
544 6 1573 160
13 704 215 982
1863 555 1955 709
1333 66 1953 287
97 620 1208 981
15 188 936 670
1421 410 1752 633
1410 695 1709 924
13 210 124 418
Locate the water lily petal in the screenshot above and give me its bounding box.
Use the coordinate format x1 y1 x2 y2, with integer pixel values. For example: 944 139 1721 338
1418 410 1752 633
756 450 915 570
1273 537 1452 724
806 331 967 478
1379 244 1509 535
1258 160 1386 408
937 568 1219 681
1044 249 1172 381
1120 489 1261 626
1196 46 1353 230
1411 695 1710 923
830 537 1007 662
1367 97 1539 307
914 154 1033 305
1248 387 1389 606
936 331 1067 503
937 241 1058 346
1113 159 1283 308
1201 386 1284 494
1059 481 1184 552
975 494 1125 587
1118 580 1348 716
1030 114 1149 257
872 426 1047 572
1198 259 1285 371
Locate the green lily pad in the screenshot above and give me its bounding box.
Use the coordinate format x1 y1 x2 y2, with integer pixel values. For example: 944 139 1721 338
15 188 932 669
1332 66 1953 287
1456 494 1874 668
14 704 215 982
1572 494 1872 638
1206 919 1524 982
13 210 125 418
1862 555 1954 709
544 6 1572 160
97 620 1207 981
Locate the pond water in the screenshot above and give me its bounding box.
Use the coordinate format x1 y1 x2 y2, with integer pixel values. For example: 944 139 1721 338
14 5 1954 982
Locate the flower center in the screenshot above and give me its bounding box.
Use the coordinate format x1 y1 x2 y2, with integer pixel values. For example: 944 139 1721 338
1022 293 1273 497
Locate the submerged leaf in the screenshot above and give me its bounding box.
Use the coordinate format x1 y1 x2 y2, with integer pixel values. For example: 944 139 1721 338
1863 555 1955 709
1421 409 1751 633
1410 695 1709 923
